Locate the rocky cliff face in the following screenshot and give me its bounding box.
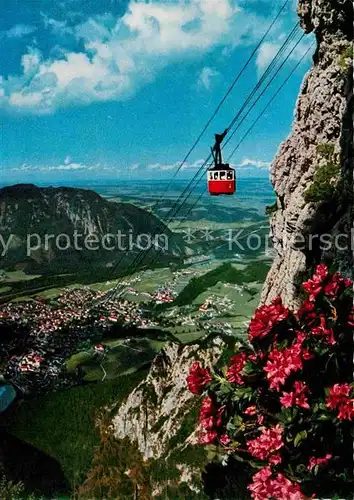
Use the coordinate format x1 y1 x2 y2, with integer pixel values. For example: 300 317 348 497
110 336 227 496
0 184 184 273
112 338 223 460
261 0 353 309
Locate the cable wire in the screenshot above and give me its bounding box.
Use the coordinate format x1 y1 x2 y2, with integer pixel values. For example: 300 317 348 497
145 0 290 208
102 3 292 294
103 25 307 303
110 25 303 290
143 39 314 275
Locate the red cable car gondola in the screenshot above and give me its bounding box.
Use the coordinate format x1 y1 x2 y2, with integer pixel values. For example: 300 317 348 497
208 129 236 196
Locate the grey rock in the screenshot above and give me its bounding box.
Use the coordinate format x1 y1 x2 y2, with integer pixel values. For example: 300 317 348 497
261 0 353 309
112 337 224 461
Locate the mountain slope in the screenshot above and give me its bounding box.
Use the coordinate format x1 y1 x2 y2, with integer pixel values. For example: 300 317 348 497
106 336 229 498
0 184 184 273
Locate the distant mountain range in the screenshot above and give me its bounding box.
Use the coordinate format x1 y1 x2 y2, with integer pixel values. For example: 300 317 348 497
0 184 185 274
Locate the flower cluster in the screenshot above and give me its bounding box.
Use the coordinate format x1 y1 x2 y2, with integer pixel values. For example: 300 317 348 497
311 314 336 345
247 424 284 464
248 297 289 342
302 265 352 305
226 352 248 384
280 381 310 410
186 361 212 395
302 264 329 301
186 265 353 499
326 383 354 421
264 342 305 391
199 396 226 444
248 466 307 500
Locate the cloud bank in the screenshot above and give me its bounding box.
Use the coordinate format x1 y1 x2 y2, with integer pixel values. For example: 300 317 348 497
0 0 290 114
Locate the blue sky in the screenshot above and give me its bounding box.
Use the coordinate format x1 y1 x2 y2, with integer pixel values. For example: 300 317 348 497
0 0 315 184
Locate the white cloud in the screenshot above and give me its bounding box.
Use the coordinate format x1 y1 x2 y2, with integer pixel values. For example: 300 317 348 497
256 35 313 74
256 41 281 72
21 49 41 75
129 163 140 171
0 0 273 114
182 158 206 170
11 160 105 173
8 157 271 178
148 161 180 171
197 67 220 90
40 12 74 36
1 24 37 39
238 158 271 168
9 92 44 108
148 158 206 171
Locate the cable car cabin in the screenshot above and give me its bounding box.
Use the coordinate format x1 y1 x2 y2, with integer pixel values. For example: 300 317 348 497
208 164 236 196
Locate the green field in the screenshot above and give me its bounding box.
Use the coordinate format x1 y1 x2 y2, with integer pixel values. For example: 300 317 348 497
169 219 268 231
171 330 206 343
166 261 269 308
65 336 168 382
0 270 40 282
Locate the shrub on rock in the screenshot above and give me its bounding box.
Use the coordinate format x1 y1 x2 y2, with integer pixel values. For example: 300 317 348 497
187 265 354 499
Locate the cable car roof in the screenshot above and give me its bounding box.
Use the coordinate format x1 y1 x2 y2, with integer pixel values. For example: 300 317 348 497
208 163 233 171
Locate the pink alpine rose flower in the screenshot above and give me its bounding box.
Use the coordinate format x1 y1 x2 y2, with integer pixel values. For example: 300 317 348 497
186 361 212 395
308 454 332 471
280 381 311 410
302 264 328 301
247 424 284 461
248 467 308 500
326 383 351 408
244 405 257 416
264 342 307 391
311 315 336 345
326 384 354 421
219 434 231 446
199 431 218 445
226 352 248 384
248 297 289 342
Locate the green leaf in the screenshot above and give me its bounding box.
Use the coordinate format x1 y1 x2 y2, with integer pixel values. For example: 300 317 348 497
233 387 253 399
287 464 294 475
233 415 244 427
278 407 298 424
317 413 331 421
220 384 233 395
318 402 328 410
296 464 306 474
243 361 255 375
226 422 236 433
206 444 219 454
207 450 218 461
250 460 265 469
277 339 289 350
294 430 308 447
